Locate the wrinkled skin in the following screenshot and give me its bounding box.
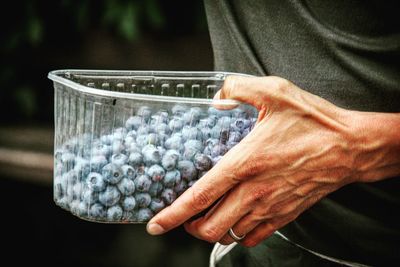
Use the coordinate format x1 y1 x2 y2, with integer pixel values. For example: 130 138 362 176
146 75 400 247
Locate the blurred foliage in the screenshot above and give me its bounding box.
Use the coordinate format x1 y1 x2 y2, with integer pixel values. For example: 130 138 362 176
0 0 208 124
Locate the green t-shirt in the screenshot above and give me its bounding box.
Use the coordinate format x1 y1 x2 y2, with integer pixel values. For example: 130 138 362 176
204 0 400 265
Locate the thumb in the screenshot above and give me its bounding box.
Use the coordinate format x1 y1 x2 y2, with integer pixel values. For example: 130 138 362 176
217 75 281 111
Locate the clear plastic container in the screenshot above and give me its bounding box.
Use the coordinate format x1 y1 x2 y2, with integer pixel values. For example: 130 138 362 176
48 70 258 223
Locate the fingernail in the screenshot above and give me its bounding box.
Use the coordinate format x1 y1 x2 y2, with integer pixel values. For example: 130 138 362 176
147 223 164 235
213 90 221 100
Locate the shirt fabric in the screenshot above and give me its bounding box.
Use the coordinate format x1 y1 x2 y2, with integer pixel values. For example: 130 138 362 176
203 0 400 266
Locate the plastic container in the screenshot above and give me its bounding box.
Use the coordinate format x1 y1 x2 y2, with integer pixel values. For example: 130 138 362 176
48 70 258 223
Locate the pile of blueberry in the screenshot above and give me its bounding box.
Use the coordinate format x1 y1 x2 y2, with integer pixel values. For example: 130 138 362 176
54 104 257 223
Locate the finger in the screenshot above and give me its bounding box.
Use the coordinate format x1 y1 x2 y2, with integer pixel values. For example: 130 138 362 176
218 75 288 110
239 221 277 247
184 186 251 243
146 147 243 235
217 212 262 245
212 90 239 110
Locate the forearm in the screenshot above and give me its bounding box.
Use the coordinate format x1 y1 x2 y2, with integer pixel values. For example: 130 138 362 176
350 111 400 183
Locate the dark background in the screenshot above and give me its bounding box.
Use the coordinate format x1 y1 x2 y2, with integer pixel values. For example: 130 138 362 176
0 1 215 266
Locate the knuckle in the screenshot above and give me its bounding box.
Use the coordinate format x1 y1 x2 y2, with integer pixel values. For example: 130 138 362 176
241 239 258 247
246 187 270 205
198 226 222 243
190 187 213 212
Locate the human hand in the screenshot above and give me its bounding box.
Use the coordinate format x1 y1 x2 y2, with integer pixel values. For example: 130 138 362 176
146 75 364 247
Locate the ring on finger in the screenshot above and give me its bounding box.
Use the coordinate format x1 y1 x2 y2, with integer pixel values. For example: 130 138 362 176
228 228 246 242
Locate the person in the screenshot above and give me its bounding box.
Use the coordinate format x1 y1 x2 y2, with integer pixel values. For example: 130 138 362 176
146 0 400 266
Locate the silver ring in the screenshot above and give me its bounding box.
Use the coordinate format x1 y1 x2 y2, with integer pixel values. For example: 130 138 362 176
228 228 245 242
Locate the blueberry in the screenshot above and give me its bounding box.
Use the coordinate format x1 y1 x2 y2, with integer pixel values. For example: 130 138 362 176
61 152 75 171
231 118 251 132
184 140 203 151
112 139 125 155
161 188 177 205
111 153 128 166
135 193 152 208
89 203 106 219
241 128 250 139
121 165 136 180
125 116 144 130
62 138 79 153
55 196 69 210
232 108 247 118
208 107 232 117
117 177 136 195
164 135 184 151
228 131 242 143
101 134 113 145
163 170 181 188
122 211 137 221
182 108 201 126
128 152 143 167
154 122 170 134
161 150 180 170
177 160 197 181
72 182 83 200
172 105 186 116
135 135 147 148
54 148 66 162
149 181 164 197
193 153 212 171
63 170 79 185
147 164 165 182
142 146 161 166
174 180 188 196
82 188 99 204
226 141 239 150
212 155 223 166
136 208 154 222
124 134 137 148
146 133 160 146
134 174 152 192
69 200 82 215
137 125 151 136
168 117 184 132
102 163 123 184
90 155 108 173
127 142 141 154
182 126 202 141
92 143 112 157
201 128 212 140
107 205 123 221
54 176 64 199
54 163 64 177
183 140 203 159
157 146 166 157
74 157 91 180
86 172 106 192
205 138 220 147
112 128 127 141
216 116 232 129
137 106 152 121
210 126 223 139
211 144 228 158
122 196 136 211
150 198 166 213
99 185 121 207
150 114 168 125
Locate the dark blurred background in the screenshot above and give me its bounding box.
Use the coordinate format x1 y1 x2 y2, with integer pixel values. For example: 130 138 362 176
0 0 214 266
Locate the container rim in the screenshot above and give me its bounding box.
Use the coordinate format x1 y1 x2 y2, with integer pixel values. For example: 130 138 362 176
48 69 253 105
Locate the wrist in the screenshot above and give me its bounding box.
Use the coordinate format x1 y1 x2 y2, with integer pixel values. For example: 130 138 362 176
347 110 400 183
